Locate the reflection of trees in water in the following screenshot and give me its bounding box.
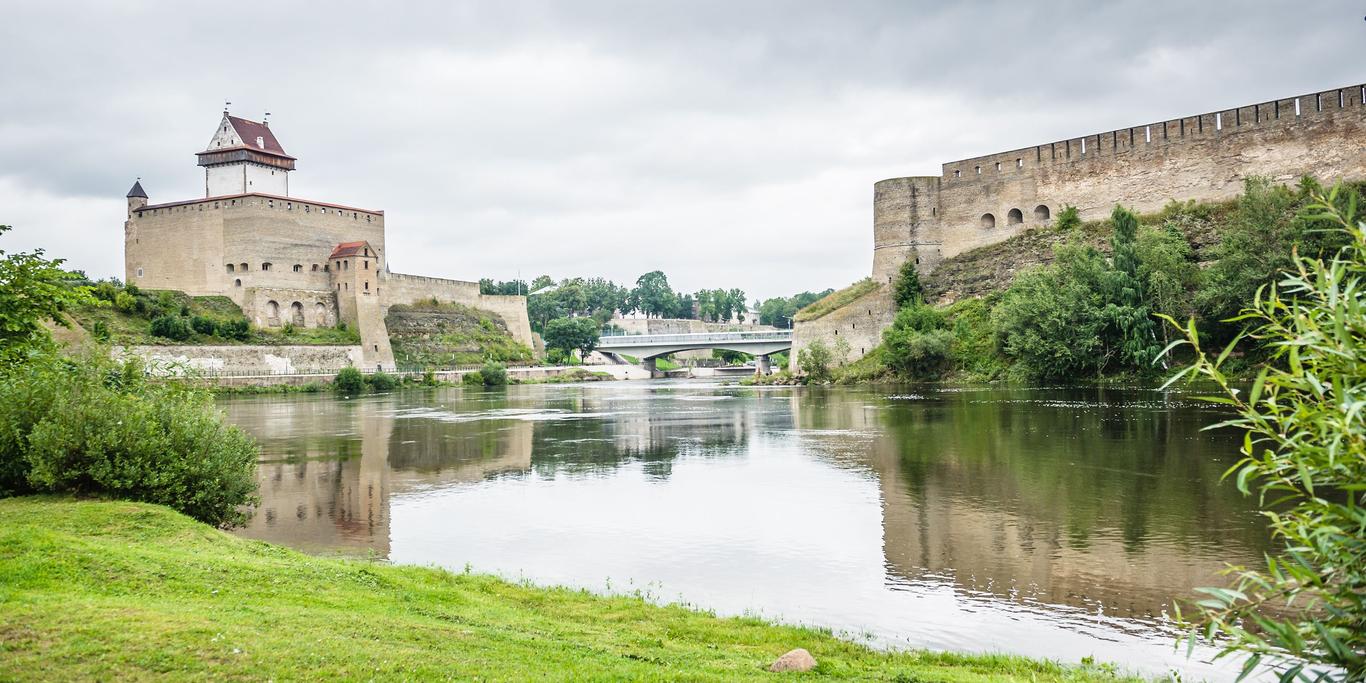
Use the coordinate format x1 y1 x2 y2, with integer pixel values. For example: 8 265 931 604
795 387 1272 621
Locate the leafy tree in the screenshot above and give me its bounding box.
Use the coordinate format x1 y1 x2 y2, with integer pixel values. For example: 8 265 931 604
216 319 250 341
0 225 97 365
365 371 398 391
992 243 1111 380
892 259 923 308
543 317 600 359
797 340 833 382
630 270 676 318
190 315 216 336
882 302 951 379
1137 223 1200 344
1163 185 1366 681
1106 205 1160 367
530 275 555 292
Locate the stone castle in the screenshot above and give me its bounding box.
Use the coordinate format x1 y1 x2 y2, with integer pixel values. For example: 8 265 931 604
124 110 533 370
792 81 1366 368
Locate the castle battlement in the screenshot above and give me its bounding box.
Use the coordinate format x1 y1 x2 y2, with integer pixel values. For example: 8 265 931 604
795 81 1366 374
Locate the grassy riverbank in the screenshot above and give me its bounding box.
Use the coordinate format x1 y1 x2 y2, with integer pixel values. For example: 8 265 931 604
0 498 1144 681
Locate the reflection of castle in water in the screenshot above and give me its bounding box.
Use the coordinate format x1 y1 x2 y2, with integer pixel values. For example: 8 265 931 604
230 396 532 557
793 388 1270 621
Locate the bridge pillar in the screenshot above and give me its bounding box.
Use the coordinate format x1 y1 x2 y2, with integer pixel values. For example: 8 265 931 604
755 354 772 376
642 357 659 378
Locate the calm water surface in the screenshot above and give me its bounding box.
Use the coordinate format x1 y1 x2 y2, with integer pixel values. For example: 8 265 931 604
222 380 1268 681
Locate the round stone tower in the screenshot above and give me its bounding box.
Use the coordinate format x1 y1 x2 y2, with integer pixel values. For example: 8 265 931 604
871 176 942 285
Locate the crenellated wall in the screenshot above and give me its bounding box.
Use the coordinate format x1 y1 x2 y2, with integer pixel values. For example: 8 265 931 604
925 83 1366 268
800 82 1366 374
381 272 534 348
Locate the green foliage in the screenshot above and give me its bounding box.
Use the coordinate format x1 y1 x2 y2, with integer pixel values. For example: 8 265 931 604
756 289 832 328
630 270 675 319
892 259 924 308
366 371 398 392
1054 205 1081 231
462 370 484 386
0 225 97 365
543 317 600 360
149 314 192 342
89 320 111 343
190 315 216 336
0 354 258 527
333 367 365 395
992 243 1112 381
216 318 250 341
882 303 951 380
479 361 507 387
1136 223 1200 331
712 349 751 365
1163 185 1366 681
386 302 532 369
1106 206 1160 368
797 340 833 382
112 291 136 313
794 279 878 322
945 297 1007 381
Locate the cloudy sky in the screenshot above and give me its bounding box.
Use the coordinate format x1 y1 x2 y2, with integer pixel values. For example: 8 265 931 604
2 1 1362 300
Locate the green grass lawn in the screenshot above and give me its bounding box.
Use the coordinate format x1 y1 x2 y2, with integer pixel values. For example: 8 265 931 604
0 498 1144 681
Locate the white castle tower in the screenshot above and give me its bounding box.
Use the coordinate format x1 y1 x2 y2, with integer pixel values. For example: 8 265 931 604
195 110 295 197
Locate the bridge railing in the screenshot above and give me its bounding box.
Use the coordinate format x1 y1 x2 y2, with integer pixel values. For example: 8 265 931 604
597 330 792 347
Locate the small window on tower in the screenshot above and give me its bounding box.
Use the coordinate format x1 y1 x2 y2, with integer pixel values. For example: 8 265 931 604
136 268 144 278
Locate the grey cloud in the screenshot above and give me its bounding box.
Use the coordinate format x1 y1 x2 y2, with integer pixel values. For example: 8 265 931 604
1 1 1362 299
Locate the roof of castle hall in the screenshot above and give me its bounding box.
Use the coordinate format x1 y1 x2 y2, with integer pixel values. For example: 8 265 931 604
329 241 372 259
132 193 383 215
198 115 296 160
126 180 147 198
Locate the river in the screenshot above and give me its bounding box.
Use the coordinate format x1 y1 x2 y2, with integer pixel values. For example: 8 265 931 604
222 380 1267 681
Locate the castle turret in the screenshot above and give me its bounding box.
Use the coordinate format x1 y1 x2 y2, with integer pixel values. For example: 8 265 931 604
126 179 148 214
196 111 295 197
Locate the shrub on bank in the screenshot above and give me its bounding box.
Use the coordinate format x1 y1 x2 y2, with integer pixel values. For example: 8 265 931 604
0 354 258 527
333 367 365 395
479 361 507 387
462 370 484 386
366 371 398 392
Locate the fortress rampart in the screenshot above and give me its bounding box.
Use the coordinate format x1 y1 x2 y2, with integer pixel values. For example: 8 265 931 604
804 82 1366 372
871 82 1366 284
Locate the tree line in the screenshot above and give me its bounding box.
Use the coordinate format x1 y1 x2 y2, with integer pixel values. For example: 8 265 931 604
481 270 751 332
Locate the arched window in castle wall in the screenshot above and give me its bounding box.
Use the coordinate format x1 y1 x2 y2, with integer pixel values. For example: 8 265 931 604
234 279 242 287
314 302 327 326
290 301 305 327
226 264 235 273
980 213 996 229
1034 205 1051 221
262 262 272 271
240 262 248 271
1007 208 1023 225
266 300 280 324
292 264 303 273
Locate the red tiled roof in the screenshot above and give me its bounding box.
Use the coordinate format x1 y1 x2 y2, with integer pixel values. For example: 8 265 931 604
227 115 288 156
329 241 371 259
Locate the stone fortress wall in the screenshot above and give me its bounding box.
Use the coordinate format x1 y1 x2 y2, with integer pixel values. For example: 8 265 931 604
797 82 1366 371
873 82 1366 284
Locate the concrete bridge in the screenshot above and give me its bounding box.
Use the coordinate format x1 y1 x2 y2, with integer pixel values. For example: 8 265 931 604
597 330 792 375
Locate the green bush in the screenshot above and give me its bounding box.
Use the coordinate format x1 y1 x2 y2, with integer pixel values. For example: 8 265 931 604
215 319 250 341
190 315 216 336
0 354 258 527
881 303 951 380
333 367 365 394
1165 185 1366 680
422 371 438 387
90 320 111 343
462 371 484 386
366 371 397 392
149 314 192 341
797 340 833 382
112 291 136 313
480 361 508 387
892 259 923 308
